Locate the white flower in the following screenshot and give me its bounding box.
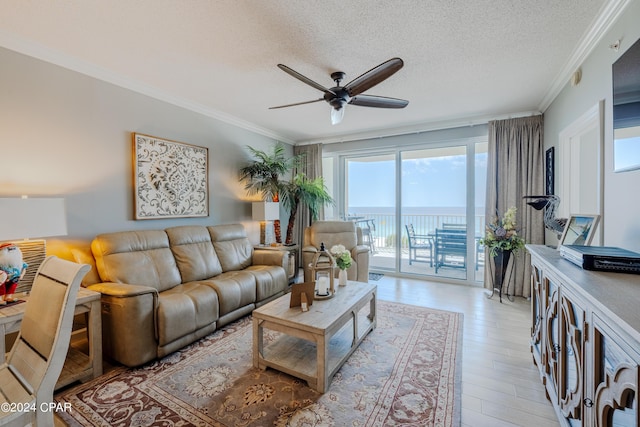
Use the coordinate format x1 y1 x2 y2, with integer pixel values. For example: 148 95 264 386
330 244 347 256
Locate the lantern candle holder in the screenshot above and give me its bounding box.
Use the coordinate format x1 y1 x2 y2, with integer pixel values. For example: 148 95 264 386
309 242 335 299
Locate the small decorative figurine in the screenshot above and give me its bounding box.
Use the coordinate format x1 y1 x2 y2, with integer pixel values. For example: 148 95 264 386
0 243 28 305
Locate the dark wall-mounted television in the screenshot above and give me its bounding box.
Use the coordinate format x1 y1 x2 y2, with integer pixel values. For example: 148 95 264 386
613 37 640 172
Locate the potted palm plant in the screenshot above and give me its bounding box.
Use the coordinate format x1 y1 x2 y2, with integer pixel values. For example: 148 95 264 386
280 173 334 245
239 142 303 242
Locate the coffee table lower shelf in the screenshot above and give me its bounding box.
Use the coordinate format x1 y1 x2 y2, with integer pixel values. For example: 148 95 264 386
252 281 376 393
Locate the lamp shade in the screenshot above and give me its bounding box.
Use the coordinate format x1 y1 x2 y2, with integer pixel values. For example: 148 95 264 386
0 198 68 241
252 202 279 221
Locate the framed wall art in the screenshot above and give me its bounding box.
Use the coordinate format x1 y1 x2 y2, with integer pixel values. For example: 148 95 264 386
545 147 554 195
133 133 209 219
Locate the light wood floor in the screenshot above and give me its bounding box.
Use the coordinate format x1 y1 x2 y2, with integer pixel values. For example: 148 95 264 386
374 274 560 427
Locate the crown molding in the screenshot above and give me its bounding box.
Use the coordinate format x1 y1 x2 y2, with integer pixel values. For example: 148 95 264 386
295 110 541 145
538 0 632 111
0 30 294 145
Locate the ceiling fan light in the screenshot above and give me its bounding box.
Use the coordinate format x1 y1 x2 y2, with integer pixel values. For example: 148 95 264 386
331 106 345 125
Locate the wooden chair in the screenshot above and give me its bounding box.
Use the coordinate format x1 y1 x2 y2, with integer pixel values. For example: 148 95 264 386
405 224 433 266
0 256 89 427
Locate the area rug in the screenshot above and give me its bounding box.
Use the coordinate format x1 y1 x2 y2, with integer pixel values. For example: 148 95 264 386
55 300 462 426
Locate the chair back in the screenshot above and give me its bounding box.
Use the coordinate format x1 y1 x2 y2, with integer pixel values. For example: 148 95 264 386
7 256 90 402
304 221 359 250
406 224 418 243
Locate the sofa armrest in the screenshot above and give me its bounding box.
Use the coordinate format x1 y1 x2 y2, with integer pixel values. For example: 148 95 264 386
87 282 157 297
86 282 159 367
252 249 288 268
352 245 370 283
353 245 369 256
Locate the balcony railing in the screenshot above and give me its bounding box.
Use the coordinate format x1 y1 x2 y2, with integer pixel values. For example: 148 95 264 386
348 212 485 250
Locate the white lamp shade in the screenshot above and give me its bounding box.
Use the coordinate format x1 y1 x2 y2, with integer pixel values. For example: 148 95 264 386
0 198 68 241
252 202 280 221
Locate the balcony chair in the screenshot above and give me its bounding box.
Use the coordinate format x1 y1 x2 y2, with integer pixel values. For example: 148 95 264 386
356 219 376 254
405 224 433 267
0 256 90 427
302 220 370 283
434 226 467 273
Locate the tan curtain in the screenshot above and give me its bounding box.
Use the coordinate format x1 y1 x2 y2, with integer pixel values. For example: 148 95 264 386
485 116 545 298
293 143 323 249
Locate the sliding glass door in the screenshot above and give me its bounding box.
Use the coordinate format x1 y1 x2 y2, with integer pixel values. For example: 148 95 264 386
331 137 487 285
344 154 396 271
400 146 468 279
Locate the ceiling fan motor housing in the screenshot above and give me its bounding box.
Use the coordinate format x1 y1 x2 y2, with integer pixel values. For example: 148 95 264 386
325 86 350 110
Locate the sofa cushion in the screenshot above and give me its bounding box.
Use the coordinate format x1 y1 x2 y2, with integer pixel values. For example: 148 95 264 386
208 224 253 272
245 265 288 301
156 283 219 346
166 225 223 282
201 271 256 316
91 230 181 292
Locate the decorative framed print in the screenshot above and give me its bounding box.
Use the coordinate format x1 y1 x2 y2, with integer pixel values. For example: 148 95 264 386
545 147 554 195
133 133 208 219
558 214 600 246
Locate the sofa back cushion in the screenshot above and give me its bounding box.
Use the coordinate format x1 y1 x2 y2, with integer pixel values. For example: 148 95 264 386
166 225 223 282
91 230 181 292
208 224 253 272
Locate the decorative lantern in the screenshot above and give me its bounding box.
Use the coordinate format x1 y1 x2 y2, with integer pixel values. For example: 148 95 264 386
309 242 335 298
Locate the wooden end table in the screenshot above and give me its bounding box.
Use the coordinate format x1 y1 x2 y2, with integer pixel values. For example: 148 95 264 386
253 281 376 393
0 287 103 390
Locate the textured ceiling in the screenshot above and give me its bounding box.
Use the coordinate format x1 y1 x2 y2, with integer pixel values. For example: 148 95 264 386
0 0 622 144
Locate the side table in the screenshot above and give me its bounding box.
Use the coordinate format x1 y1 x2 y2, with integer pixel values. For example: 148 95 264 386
254 244 299 284
0 287 103 390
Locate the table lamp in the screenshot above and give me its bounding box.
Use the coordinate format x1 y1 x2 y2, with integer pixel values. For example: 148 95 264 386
0 197 68 294
252 201 279 246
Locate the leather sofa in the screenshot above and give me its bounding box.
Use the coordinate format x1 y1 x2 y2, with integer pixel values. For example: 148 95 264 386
83 224 288 367
302 220 370 283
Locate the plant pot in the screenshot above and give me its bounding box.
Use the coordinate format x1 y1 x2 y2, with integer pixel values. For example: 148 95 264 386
338 269 348 287
493 249 511 293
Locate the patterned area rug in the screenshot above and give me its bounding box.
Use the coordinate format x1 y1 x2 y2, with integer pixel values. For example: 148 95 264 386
55 301 462 426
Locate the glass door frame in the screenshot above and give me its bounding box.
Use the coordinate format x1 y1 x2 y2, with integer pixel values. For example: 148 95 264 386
324 135 487 286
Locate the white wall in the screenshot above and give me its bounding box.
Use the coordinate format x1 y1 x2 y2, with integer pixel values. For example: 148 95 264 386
0 47 286 258
543 0 640 251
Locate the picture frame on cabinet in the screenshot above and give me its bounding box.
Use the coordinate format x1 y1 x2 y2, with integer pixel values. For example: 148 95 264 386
133 133 209 219
558 214 600 246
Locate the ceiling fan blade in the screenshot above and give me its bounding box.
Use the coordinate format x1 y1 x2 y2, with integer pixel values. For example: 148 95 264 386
269 98 324 109
344 58 404 97
277 64 335 95
349 94 409 108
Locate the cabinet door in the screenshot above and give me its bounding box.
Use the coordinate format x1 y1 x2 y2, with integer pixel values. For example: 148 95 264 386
592 315 639 427
545 276 561 397
558 290 586 425
531 264 545 371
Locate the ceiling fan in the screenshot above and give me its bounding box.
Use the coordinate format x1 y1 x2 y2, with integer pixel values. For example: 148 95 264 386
269 57 409 125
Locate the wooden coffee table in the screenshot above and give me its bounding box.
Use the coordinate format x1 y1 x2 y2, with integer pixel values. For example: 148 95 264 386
252 281 376 393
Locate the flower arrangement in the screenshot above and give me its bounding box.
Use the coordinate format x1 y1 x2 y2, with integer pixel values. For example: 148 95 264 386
330 244 352 270
479 206 526 257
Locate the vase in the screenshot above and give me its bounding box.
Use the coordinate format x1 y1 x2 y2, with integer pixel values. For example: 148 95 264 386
338 269 348 287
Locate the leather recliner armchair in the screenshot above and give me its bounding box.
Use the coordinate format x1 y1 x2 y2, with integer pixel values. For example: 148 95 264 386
302 220 370 283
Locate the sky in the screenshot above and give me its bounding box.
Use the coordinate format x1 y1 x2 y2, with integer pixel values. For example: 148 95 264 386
347 152 487 211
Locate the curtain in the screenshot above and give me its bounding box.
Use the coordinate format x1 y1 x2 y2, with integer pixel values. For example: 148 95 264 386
292 144 323 250
485 116 545 298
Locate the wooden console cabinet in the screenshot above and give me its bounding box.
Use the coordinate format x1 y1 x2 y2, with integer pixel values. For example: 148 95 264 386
528 245 640 426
